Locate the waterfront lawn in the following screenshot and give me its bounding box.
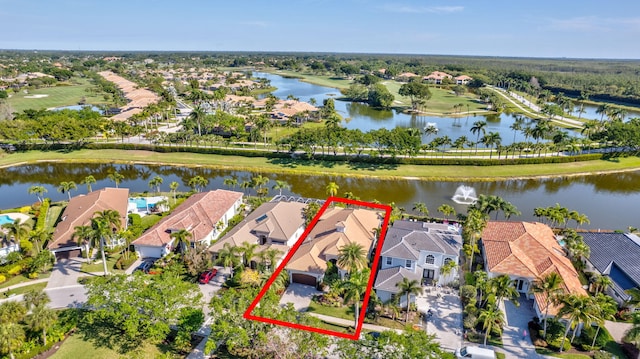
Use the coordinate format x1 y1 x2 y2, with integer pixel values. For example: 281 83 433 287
45 203 65 232
267 69 352 90
383 81 486 114
7 78 108 113
3 149 640 181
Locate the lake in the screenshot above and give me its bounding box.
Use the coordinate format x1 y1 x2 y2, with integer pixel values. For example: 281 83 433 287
0 163 637 231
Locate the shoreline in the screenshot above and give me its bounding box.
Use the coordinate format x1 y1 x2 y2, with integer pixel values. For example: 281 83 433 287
2 150 640 182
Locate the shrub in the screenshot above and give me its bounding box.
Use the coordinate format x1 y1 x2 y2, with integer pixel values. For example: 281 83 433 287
0 274 6 283
7 264 23 276
593 351 615 359
463 313 477 330
460 285 476 304
35 198 50 231
19 206 31 214
114 252 138 270
579 325 613 350
544 318 566 342
28 272 38 279
547 337 571 352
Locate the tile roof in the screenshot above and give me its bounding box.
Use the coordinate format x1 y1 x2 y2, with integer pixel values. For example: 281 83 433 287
482 221 587 315
48 188 129 250
132 190 242 247
381 220 462 260
374 266 421 293
208 201 306 254
286 208 381 274
581 232 640 289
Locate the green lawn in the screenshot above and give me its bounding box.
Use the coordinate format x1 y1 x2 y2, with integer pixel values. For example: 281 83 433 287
45 203 65 232
2 282 47 297
306 300 355 321
80 255 125 274
0 272 50 290
267 70 352 90
382 81 486 115
6 78 108 113
49 334 175 359
2 149 640 181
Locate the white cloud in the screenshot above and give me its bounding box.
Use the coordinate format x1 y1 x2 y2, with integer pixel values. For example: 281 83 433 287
380 4 464 14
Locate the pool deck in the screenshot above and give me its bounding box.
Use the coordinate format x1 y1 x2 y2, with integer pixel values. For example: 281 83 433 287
1 212 31 224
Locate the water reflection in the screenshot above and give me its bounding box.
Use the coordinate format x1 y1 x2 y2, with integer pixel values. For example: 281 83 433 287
0 163 638 231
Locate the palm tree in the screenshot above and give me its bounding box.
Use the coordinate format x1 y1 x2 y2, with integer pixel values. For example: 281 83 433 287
591 274 613 296
340 269 370 328
169 181 179 204
530 272 564 338
0 322 25 359
557 294 596 351
439 259 458 283
464 208 488 271
223 177 238 190
590 293 617 349
337 243 368 274
240 242 260 268
412 202 429 218
272 180 290 196
478 306 505 346
81 175 96 192
188 104 206 136
2 219 30 242
251 175 270 193
188 175 209 192
470 120 487 154
437 204 456 221
28 185 47 203
623 312 640 359
216 243 241 274
57 181 77 200
488 275 520 306
91 209 123 276
396 277 423 324
481 132 501 159
510 116 525 144
148 175 163 194
168 229 191 255
262 248 282 272
26 304 57 346
24 289 50 310
325 181 339 197
73 225 93 258
108 171 124 188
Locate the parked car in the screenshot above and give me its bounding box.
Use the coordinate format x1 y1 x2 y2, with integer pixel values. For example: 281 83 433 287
199 269 218 284
455 346 496 359
134 260 154 274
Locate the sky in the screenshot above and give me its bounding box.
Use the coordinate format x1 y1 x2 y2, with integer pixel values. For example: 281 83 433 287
1 0 640 59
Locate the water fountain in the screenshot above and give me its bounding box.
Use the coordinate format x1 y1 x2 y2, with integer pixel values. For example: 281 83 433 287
452 185 478 205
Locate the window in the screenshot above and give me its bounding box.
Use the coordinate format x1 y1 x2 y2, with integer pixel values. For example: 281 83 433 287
386 257 392 265
425 255 435 265
444 258 452 265
405 259 412 268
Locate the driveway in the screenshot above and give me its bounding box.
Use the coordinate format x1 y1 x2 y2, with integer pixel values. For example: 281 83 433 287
46 258 84 289
279 283 321 311
416 287 464 352
499 295 548 359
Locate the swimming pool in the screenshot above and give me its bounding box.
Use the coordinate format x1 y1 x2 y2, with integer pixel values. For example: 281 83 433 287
129 198 149 210
0 214 14 225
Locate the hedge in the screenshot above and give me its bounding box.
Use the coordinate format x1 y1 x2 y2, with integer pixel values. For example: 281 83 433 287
12 141 614 166
35 198 50 232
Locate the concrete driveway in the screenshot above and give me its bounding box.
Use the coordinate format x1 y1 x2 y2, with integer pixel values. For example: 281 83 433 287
279 283 321 311
416 287 464 352
46 258 84 289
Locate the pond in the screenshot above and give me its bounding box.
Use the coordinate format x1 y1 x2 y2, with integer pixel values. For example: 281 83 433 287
254 72 578 145
52 104 104 113
0 163 638 231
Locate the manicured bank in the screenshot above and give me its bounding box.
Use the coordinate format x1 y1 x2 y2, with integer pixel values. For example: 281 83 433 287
2 148 640 181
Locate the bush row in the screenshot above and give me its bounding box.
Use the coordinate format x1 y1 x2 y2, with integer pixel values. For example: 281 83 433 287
13 142 613 167
35 198 50 232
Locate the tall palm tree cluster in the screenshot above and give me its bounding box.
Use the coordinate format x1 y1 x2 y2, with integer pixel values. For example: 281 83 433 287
214 242 286 292
462 272 519 346
533 204 590 229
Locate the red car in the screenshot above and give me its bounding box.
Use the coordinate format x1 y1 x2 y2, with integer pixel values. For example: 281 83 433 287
199 269 218 284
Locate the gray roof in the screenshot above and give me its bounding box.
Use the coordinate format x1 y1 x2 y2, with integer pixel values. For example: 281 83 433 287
381 220 462 259
581 232 640 288
374 266 421 293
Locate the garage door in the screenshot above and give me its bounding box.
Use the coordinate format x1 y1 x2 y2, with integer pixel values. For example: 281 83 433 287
136 245 163 259
291 273 317 286
55 249 81 260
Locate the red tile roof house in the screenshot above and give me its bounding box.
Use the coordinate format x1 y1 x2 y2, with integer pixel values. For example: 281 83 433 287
48 188 129 260
208 201 307 269
423 71 453 85
481 221 587 319
132 190 243 259
286 207 382 287
454 75 473 85
396 72 419 82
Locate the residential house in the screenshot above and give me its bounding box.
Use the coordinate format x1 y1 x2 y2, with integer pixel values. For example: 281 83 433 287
481 221 587 319
286 207 381 286
396 72 419 82
48 188 129 260
0 238 19 263
581 232 640 309
454 75 473 85
374 220 462 305
208 201 307 268
424 71 453 84
133 190 243 259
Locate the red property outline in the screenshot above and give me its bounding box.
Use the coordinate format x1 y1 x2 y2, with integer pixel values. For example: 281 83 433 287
243 196 392 340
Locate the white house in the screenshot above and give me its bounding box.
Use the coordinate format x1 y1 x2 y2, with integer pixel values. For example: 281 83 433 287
374 220 462 305
132 190 243 259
